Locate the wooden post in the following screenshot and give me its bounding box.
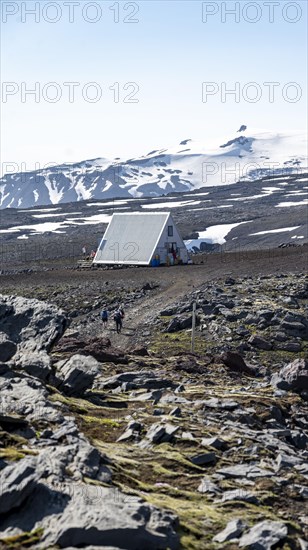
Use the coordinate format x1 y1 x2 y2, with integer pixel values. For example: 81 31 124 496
191 301 196 353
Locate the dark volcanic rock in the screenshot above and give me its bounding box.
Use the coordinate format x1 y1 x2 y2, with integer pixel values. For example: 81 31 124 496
190 452 216 466
0 272 307 549
85 340 128 364
0 413 29 431
55 336 111 353
145 423 180 444
97 371 175 391
129 346 150 357
174 354 210 374
201 436 227 450
275 341 302 352
165 314 199 333
280 320 307 338
165 316 190 332
54 336 128 364
220 351 256 375
248 335 272 350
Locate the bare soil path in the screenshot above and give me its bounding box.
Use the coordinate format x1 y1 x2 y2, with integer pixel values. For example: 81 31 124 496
70 247 308 348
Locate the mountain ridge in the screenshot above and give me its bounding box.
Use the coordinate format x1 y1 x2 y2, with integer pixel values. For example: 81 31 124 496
1 128 307 209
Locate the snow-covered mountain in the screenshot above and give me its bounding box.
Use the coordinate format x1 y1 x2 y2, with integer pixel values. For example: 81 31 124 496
1 127 307 209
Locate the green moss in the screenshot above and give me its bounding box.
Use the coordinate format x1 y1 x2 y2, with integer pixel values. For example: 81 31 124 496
82 415 121 428
0 528 44 548
0 431 29 448
49 391 92 414
0 448 37 462
151 463 181 478
150 330 205 355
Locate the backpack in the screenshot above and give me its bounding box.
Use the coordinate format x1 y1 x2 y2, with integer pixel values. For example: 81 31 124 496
101 310 108 321
114 311 121 322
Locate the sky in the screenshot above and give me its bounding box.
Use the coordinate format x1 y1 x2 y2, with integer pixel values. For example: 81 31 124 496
1 0 307 174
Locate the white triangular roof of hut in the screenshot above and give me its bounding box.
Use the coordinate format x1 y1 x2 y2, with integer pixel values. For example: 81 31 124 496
94 211 184 265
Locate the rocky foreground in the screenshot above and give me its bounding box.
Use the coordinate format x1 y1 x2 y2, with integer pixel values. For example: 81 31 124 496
0 273 307 549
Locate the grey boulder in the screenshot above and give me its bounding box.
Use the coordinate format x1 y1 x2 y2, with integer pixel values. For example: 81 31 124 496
271 358 308 393
248 335 272 351
56 354 100 395
190 452 216 466
213 519 246 543
198 476 221 494
220 489 258 504
0 294 66 355
42 487 179 549
0 458 39 515
239 520 288 549
0 373 63 423
0 333 17 362
14 351 52 381
145 423 179 444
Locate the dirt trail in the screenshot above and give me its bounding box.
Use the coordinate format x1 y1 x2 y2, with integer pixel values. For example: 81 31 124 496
102 247 308 347
92 246 308 348
94 276 192 348
1 246 307 349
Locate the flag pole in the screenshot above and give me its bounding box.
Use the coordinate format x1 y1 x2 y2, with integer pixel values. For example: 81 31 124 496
191 301 196 352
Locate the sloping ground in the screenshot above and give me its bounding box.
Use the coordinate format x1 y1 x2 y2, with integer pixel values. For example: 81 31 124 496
0 258 307 549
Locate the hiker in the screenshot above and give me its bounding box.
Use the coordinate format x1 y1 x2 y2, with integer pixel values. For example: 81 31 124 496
119 305 125 321
82 246 87 257
114 309 122 334
100 307 108 328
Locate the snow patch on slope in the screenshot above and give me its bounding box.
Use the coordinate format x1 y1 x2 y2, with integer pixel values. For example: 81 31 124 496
185 221 251 248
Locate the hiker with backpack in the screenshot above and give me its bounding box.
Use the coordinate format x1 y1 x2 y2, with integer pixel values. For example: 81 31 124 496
114 309 123 334
119 305 125 323
100 307 108 328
